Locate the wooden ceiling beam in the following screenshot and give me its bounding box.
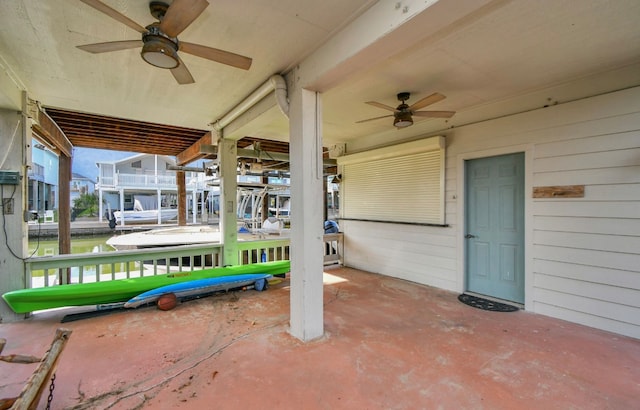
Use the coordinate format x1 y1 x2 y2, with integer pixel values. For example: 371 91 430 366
177 131 213 165
32 111 73 157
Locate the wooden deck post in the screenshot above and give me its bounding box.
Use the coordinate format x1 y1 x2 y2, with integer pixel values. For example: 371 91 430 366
177 171 186 226
58 154 72 284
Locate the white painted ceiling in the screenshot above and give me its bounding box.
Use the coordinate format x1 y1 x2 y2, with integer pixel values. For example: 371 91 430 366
1 0 639 153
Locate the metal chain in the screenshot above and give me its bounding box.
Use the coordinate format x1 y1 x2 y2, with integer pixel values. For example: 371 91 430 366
45 373 56 410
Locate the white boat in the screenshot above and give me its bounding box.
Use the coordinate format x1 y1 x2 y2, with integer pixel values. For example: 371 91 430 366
107 222 288 252
113 208 178 224
107 225 221 250
107 224 281 272
111 195 178 224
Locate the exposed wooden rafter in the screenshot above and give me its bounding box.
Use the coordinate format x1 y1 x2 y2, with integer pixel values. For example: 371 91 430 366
44 107 208 156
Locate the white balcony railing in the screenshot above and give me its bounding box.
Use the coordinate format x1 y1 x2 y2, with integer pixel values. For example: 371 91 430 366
97 172 207 190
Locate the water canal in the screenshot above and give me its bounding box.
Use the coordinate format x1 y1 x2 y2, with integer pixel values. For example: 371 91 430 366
28 234 115 256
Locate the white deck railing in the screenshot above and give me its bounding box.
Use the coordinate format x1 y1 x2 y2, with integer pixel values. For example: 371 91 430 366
24 234 342 289
97 173 208 190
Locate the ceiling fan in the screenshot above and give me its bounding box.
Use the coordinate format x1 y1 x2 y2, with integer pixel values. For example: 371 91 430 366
77 0 252 84
356 92 455 128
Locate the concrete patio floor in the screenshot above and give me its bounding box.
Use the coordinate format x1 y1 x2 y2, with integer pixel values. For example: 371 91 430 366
1 266 638 409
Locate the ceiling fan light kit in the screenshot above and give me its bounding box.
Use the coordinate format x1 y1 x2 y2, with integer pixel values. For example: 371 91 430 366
141 34 179 69
393 111 413 128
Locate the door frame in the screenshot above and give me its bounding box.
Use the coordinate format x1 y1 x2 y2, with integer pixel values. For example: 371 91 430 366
456 144 533 310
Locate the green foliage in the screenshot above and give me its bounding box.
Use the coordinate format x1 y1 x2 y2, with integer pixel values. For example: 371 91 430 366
72 193 99 217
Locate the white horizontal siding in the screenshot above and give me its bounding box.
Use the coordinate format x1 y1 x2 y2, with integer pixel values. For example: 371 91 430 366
533 201 640 218
343 86 640 339
533 166 640 186
529 89 640 339
533 301 640 339
534 259 638 289
533 216 640 235
533 288 640 328
343 220 458 292
534 130 640 157
534 244 639 272
534 147 640 172
534 274 640 311
584 184 640 200
533 230 640 254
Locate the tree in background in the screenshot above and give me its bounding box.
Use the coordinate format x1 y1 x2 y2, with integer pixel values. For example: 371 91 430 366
72 193 99 218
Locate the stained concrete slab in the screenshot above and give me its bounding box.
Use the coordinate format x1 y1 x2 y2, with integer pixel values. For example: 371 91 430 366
1 267 638 409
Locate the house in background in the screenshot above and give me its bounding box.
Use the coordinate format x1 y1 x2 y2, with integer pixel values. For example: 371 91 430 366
27 141 58 217
95 153 209 225
70 173 95 204
28 144 96 220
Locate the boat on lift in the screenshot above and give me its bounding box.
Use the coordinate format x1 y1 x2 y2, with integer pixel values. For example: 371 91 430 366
112 195 178 224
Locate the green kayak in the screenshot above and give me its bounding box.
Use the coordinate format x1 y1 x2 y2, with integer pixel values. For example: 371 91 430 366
2 260 290 313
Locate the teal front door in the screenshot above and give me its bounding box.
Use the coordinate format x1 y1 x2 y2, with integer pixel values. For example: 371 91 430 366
465 153 524 303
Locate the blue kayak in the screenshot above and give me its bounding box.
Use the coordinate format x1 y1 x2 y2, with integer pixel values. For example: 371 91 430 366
124 273 272 308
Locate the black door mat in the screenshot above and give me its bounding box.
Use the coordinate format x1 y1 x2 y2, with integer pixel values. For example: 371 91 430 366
458 294 519 312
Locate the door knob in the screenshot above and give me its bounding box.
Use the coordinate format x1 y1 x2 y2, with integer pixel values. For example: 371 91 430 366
464 234 476 239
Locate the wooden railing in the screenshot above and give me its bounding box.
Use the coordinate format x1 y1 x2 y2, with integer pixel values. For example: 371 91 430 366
24 234 342 288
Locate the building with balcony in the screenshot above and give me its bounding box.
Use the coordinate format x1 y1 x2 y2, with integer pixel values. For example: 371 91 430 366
96 153 210 225
27 141 58 217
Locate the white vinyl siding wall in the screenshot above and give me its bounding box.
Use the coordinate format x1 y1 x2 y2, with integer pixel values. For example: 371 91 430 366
341 86 640 339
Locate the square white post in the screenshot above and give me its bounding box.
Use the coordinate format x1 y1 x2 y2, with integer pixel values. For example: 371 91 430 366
289 87 324 341
219 137 239 265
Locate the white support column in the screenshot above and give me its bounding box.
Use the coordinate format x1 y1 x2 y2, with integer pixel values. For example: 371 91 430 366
156 188 162 224
289 85 324 341
192 189 196 224
154 155 158 184
119 188 125 226
98 187 103 222
219 137 239 265
0 108 29 322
